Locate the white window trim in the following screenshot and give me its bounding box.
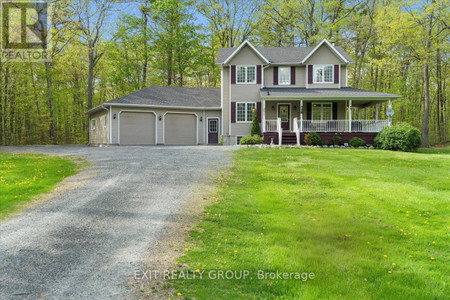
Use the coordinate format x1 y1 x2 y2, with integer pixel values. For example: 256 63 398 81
312 102 333 121
236 135 244 145
278 67 291 85
236 102 257 123
236 65 257 84
92 119 96 130
103 116 107 128
313 65 334 84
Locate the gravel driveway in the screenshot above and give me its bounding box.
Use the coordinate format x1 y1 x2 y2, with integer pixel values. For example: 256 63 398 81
0 146 232 299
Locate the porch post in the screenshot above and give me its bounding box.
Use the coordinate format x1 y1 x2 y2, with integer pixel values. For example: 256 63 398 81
300 100 303 133
262 99 266 132
388 100 392 127
376 103 379 121
348 100 352 132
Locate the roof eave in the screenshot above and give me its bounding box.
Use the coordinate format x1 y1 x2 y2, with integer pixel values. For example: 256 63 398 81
103 103 222 111
223 40 270 64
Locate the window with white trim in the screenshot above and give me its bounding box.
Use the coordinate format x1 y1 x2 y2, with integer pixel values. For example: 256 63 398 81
103 116 107 127
236 136 244 145
92 119 96 130
278 67 290 85
313 65 333 83
237 102 256 122
236 66 256 83
312 103 333 121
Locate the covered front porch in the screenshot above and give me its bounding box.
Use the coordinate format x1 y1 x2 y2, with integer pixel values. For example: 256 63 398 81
260 88 400 145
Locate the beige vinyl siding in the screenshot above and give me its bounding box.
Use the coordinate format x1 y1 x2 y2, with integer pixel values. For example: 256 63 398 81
89 110 109 145
227 45 264 65
340 65 348 87
304 44 343 65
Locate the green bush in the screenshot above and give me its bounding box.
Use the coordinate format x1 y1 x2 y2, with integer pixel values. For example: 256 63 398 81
304 132 322 146
219 135 223 145
332 135 342 145
375 122 421 152
250 109 261 136
350 137 366 148
240 135 264 145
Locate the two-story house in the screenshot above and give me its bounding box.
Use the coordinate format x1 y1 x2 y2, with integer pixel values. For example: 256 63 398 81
87 39 400 146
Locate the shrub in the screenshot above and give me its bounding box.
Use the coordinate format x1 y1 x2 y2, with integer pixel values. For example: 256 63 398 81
304 132 322 146
250 109 261 136
375 122 421 152
240 135 264 145
219 135 223 145
332 135 342 145
350 137 366 148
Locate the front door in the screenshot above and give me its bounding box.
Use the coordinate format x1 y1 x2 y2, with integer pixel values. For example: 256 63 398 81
278 105 290 131
208 118 219 144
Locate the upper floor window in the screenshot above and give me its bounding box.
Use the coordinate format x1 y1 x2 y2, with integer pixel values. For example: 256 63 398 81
278 67 290 85
237 66 256 84
313 65 333 83
92 119 96 130
237 102 256 122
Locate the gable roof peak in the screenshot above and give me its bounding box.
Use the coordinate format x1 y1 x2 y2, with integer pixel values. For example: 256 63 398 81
222 40 270 64
302 39 349 64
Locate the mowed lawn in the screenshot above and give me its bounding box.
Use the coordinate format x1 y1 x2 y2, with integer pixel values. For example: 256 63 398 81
173 148 449 299
0 153 79 220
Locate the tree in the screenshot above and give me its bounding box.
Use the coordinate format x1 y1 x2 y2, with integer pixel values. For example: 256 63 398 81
250 109 261 136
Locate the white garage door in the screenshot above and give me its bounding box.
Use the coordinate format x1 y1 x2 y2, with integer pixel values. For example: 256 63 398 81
119 112 156 145
164 113 197 145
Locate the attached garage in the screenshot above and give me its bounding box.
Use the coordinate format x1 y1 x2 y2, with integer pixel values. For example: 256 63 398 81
119 111 156 145
164 113 197 145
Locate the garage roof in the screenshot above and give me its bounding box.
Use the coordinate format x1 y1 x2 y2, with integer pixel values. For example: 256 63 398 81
87 86 221 114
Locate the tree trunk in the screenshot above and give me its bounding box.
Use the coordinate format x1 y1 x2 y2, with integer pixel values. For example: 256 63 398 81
422 63 430 148
45 61 57 144
88 48 94 109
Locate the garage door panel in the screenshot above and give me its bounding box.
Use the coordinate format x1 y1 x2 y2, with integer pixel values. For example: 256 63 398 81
120 112 156 145
165 114 196 145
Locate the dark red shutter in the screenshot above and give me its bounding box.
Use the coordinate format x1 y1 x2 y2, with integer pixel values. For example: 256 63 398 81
273 66 278 85
257 65 262 84
231 65 236 84
333 102 338 120
257 102 261 122
291 66 296 85
306 103 312 120
308 65 313 84
334 65 339 84
231 102 236 123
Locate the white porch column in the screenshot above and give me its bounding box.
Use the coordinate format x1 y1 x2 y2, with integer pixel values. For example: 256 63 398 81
300 100 304 133
348 100 352 132
262 99 266 132
376 103 379 121
388 100 392 127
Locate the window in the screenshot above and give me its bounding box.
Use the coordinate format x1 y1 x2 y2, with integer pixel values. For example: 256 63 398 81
92 119 96 130
209 119 218 133
237 102 256 122
312 103 333 121
236 66 256 83
236 136 244 145
103 116 107 127
313 65 333 83
279 67 290 85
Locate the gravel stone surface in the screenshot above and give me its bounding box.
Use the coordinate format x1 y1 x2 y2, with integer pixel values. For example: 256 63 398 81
0 146 233 299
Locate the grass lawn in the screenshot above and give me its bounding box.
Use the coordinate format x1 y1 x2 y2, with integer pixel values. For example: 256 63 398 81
173 148 449 299
0 152 79 220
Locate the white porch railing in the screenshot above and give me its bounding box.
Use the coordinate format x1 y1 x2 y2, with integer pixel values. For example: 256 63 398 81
264 119 389 133
265 120 278 132
277 118 282 146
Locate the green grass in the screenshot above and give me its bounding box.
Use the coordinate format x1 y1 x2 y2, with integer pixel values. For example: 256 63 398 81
418 147 450 155
173 148 449 299
0 152 79 220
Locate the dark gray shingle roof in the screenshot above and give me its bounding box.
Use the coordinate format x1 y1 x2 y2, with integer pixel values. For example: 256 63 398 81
216 45 354 64
105 86 221 108
260 87 400 99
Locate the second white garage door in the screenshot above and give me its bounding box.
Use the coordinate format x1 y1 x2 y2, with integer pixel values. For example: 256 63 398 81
164 113 197 145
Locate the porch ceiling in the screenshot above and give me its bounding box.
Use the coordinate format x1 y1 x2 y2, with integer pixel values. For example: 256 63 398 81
260 87 401 102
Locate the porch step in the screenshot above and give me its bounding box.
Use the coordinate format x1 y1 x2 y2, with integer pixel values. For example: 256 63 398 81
282 133 297 145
